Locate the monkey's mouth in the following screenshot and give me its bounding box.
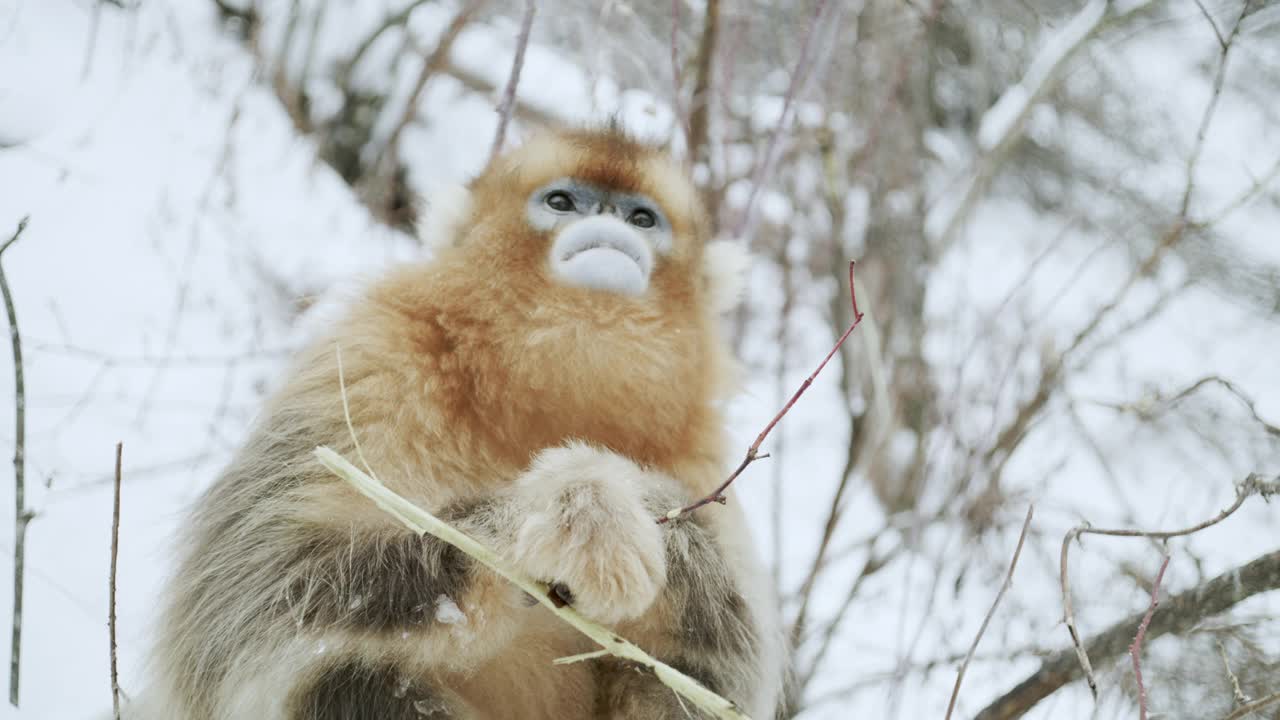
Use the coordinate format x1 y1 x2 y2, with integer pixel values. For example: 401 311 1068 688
549 218 654 297
562 240 646 268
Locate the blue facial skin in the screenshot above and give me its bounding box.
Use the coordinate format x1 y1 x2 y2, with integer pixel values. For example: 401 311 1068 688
526 178 674 256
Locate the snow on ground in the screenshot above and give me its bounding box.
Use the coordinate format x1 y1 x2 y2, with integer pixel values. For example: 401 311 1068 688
0 3 415 717
0 2 1276 719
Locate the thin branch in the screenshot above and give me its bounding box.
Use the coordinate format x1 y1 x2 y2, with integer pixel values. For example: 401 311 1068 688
439 57 561 128
686 0 720 166
795 539 896 694
1090 375 1280 440
1193 0 1227 49
335 0 434 91
1059 474 1278 701
488 1 536 165
83 0 104 81
297 0 327 93
1216 639 1249 707
733 0 830 246
784 139 897 671
110 443 123 720
669 0 690 150
314 448 749 720
1128 552 1171 720
976 0 1248 491
945 504 1035 720
1197 154 1280 227
2 216 30 708
1178 0 1251 220
658 261 864 523
373 3 480 178
982 223 1180 473
1221 691 1280 720
976 548 1280 720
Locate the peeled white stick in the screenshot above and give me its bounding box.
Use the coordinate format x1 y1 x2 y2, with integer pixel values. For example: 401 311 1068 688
313 446 750 720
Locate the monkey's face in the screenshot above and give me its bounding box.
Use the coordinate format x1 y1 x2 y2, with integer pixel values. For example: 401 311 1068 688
526 178 671 297
424 130 715 315
411 129 747 458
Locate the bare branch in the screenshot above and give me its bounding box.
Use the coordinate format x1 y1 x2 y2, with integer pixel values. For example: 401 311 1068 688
110 443 123 720
1179 0 1252 220
1216 639 1249 707
1193 0 1227 50
373 3 480 178
489 1 536 165
1197 154 1280 227
1058 474 1278 705
983 221 1180 475
794 538 896 696
2 216 30 707
334 0 433 91
733 0 832 246
668 0 690 150
1221 691 1280 720
439 58 561 128
1128 552 1171 720
946 504 1035 720
686 0 720 167
658 261 864 524
1084 374 1280 439
976 548 1280 720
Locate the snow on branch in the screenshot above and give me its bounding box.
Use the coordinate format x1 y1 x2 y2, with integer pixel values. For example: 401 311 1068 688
928 0 1153 245
974 0 1108 152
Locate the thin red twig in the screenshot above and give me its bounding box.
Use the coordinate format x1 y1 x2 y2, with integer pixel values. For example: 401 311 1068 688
1129 553 1171 720
658 261 864 523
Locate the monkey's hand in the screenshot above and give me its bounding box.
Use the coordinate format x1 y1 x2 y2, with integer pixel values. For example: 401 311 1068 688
510 442 667 625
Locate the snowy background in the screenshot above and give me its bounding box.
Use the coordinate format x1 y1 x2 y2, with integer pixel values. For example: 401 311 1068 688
1 1 1278 718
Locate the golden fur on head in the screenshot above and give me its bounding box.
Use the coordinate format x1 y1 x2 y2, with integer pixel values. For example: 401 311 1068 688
420 127 747 313
388 126 738 477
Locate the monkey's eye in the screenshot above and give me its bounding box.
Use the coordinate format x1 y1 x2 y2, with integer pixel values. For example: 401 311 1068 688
628 208 656 228
545 191 576 212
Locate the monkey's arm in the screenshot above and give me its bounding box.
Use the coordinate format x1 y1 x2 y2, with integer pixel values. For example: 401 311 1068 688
507 443 767 717
153 420 529 720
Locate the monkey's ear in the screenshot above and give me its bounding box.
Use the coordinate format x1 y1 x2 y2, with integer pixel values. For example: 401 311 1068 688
418 184 474 250
702 240 751 314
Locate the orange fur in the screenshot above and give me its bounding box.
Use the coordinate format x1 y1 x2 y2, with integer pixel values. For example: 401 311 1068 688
141 127 780 720
340 127 730 494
